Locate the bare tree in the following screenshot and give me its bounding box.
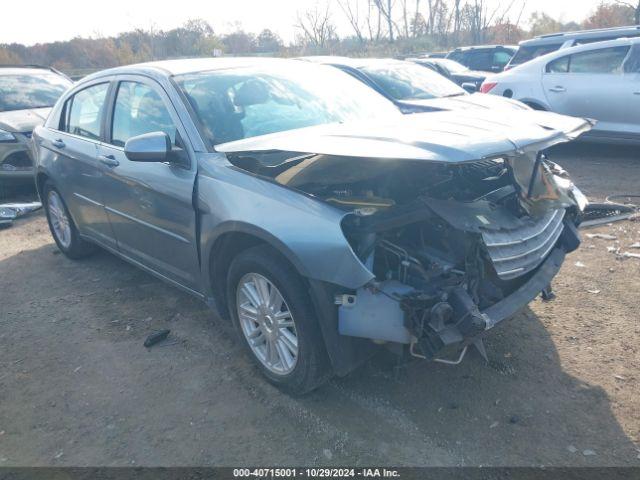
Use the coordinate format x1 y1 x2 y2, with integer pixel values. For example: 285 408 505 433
460 0 519 44
296 2 337 49
367 0 384 40
615 0 640 24
373 0 397 41
337 0 366 42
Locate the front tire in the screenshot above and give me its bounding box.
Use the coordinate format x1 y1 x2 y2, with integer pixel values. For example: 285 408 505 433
43 180 95 259
227 245 331 394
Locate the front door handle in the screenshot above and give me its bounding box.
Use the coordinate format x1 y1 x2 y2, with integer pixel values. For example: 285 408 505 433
52 139 65 149
99 155 120 168
549 86 566 93
634 91 640 95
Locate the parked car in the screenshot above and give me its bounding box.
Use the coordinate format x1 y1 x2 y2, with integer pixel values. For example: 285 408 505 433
505 25 640 70
408 57 487 91
34 58 590 393
416 51 449 59
299 56 528 114
0 65 72 193
446 45 517 72
482 37 640 143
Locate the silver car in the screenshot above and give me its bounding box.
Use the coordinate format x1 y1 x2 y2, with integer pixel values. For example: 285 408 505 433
33 58 590 394
0 66 72 193
482 37 640 143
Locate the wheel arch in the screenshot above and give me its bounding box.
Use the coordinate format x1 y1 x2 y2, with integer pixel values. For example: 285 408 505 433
520 99 549 111
35 169 50 200
202 223 376 377
203 222 311 319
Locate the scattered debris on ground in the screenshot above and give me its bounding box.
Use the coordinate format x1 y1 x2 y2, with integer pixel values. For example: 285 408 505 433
0 201 42 229
586 233 617 240
144 329 171 348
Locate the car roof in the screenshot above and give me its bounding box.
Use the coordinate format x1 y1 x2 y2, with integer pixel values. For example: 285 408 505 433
451 45 518 52
298 56 410 69
510 36 640 69
0 65 63 76
410 57 459 65
520 25 640 47
81 57 311 82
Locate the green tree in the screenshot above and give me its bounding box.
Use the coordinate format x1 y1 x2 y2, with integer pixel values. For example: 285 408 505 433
256 29 283 53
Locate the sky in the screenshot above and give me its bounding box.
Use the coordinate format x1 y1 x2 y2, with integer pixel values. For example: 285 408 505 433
1 0 610 46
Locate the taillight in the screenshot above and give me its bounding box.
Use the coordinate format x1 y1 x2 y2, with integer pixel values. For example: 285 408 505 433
479 82 497 94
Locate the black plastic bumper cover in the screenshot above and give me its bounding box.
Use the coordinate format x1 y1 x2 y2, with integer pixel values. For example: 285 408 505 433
481 247 565 331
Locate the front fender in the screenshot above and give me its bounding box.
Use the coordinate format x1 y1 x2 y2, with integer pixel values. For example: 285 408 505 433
197 156 375 293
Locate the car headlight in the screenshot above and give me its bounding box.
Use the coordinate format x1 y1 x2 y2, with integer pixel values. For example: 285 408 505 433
0 128 17 143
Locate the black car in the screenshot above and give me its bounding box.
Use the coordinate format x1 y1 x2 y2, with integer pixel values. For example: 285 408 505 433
408 57 487 92
446 45 517 72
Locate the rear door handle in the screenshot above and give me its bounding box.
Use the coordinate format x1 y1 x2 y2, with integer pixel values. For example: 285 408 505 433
549 86 566 93
634 91 640 95
52 139 65 149
99 154 119 168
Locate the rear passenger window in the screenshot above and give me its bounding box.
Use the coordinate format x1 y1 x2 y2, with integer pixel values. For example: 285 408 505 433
467 51 493 71
65 83 109 140
546 56 570 73
624 45 640 73
111 82 177 147
569 46 629 74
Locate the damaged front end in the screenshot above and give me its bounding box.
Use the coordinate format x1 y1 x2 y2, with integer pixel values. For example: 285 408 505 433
217 111 591 364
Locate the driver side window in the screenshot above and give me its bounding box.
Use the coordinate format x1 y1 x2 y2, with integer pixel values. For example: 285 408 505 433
111 81 177 147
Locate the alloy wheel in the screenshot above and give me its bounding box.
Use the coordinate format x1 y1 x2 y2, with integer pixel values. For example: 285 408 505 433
47 190 72 249
236 273 298 375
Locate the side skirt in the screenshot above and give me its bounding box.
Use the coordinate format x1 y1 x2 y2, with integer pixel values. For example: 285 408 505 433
80 233 206 301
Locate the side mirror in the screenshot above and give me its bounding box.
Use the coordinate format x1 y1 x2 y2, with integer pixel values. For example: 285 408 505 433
124 132 170 162
461 82 478 93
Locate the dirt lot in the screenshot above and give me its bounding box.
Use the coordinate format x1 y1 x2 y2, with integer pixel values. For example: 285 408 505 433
0 143 639 467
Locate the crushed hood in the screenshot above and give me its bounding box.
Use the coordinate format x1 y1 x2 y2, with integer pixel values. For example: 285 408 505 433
216 110 592 163
0 107 50 133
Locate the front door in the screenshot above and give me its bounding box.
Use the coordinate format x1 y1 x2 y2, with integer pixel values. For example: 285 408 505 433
97 78 201 292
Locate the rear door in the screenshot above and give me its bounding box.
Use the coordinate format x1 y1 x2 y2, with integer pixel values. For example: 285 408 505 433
542 45 631 134
39 80 117 248
96 75 201 292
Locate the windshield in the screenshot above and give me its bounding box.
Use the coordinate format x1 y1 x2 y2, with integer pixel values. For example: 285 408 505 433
359 62 465 101
174 63 401 146
0 72 71 112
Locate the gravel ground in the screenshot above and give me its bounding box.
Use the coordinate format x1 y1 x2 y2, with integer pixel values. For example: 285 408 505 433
0 143 638 467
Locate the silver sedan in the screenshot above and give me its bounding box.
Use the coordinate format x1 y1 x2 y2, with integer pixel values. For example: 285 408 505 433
482 37 640 144
33 58 589 393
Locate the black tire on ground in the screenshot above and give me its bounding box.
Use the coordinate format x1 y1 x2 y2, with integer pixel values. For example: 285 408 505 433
226 245 332 395
43 180 96 259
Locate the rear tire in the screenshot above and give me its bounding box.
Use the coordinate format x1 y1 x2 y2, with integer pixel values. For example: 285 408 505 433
227 245 331 395
43 180 96 259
